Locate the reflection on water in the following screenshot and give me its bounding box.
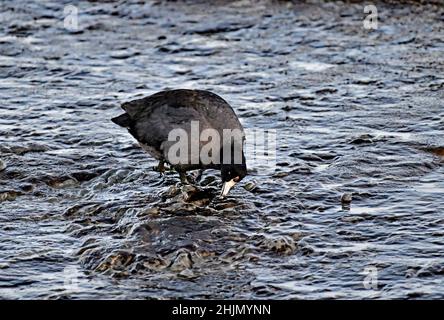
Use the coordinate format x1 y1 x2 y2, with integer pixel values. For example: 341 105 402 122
0 0 443 299
290 61 335 72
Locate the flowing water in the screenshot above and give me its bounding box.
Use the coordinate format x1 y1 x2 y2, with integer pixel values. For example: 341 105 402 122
1 0 444 299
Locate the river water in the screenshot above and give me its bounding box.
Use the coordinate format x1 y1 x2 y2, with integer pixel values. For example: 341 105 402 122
1 0 443 299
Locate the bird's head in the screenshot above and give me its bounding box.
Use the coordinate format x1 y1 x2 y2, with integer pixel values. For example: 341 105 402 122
220 150 247 197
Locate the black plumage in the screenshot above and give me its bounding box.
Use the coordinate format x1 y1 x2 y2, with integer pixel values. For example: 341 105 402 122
112 89 247 195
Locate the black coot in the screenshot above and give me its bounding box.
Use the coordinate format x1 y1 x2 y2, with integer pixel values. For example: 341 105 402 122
112 89 247 196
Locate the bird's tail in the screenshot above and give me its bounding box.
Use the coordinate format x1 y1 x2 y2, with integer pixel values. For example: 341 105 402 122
111 113 132 128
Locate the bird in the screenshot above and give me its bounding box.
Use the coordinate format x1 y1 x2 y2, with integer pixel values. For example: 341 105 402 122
111 89 247 196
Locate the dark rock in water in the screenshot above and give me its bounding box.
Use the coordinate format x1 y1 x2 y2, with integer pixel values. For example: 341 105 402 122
169 249 193 272
212 201 237 211
137 207 160 217
129 222 157 241
341 193 353 204
46 176 79 188
423 147 444 157
131 254 168 273
161 185 181 199
272 171 289 178
261 236 297 255
182 185 215 203
95 250 135 273
71 169 107 182
161 184 215 204
19 184 34 192
0 190 22 202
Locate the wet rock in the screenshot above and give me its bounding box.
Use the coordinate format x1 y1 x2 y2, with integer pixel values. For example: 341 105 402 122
272 172 289 178
423 147 444 157
341 193 353 204
137 207 160 217
162 185 181 199
182 185 197 195
162 184 217 209
132 254 168 272
0 190 22 202
178 269 198 279
71 169 107 182
220 246 249 263
183 186 214 204
46 177 78 188
95 250 135 272
129 222 159 242
261 236 296 255
77 246 104 269
0 159 6 171
213 201 237 211
19 184 34 192
162 202 199 214
169 249 193 272
76 242 101 258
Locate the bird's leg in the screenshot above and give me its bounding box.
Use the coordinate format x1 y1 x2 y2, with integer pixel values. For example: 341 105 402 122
158 160 165 174
153 159 166 176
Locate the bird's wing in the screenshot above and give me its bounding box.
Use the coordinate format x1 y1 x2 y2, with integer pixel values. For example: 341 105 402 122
118 89 244 156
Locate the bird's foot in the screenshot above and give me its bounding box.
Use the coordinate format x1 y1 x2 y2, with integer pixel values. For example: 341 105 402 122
152 160 170 177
